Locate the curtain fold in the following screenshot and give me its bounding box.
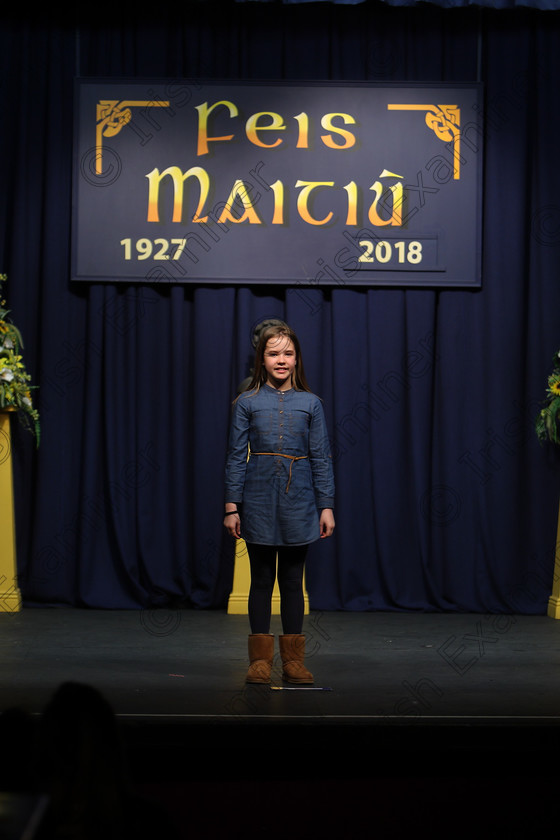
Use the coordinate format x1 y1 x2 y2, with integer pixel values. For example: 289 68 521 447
2 1 560 614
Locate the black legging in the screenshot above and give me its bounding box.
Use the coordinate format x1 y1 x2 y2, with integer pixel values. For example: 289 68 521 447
246 542 309 634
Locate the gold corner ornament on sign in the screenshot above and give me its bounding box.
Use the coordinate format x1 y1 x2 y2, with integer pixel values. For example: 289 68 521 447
387 104 461 179
95 99 170 175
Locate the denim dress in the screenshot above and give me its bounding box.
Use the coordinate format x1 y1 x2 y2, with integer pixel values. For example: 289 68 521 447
225 384 335 545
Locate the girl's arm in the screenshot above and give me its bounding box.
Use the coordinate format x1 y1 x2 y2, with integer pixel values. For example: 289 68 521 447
309 399 335 537
319 508 335 539
224 397 250 538
223 504 241 538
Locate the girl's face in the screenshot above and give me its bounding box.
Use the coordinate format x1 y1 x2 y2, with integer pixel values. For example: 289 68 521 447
263 334 297 390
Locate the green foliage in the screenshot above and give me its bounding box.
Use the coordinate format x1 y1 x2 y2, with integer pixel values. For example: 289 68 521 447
536 350 560 447
0 274 40 445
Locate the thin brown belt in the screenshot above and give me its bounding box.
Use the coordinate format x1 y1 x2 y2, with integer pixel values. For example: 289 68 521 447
250 452 308 492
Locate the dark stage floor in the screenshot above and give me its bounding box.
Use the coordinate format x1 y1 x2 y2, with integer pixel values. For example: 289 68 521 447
2 607 560 838
3 607 560 723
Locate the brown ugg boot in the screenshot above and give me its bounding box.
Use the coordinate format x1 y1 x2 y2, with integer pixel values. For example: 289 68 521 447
279 634 314 684
246 634 274 684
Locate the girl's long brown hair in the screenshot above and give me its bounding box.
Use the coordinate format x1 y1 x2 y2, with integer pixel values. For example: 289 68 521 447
243 324 312 394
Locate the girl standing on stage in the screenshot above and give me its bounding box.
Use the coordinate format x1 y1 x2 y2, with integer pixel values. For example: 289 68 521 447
224 324 335 684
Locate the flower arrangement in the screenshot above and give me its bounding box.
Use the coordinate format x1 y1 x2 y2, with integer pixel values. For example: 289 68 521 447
536 349 560 446
0 274 40 444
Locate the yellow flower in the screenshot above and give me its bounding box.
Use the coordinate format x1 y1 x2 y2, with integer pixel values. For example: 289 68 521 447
549 379 560 396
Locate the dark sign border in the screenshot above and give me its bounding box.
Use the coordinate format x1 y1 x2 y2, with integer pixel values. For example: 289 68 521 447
71 78 484 288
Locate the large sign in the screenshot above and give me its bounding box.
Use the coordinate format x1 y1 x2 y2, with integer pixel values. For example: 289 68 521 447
72 79 483 287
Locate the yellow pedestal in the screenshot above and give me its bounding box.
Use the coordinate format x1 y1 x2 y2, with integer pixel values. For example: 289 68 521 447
547 498 560 618
0 411 22 612
227 538 310 615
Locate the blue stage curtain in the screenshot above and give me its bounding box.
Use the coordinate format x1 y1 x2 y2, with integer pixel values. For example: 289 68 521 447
2 1 560 613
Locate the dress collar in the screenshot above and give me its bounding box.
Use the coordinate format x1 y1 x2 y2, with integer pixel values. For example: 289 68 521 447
264 383 293 394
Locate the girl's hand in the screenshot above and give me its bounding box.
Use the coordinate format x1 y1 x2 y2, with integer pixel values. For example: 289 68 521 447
224 509 241 538
319 509 335 539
